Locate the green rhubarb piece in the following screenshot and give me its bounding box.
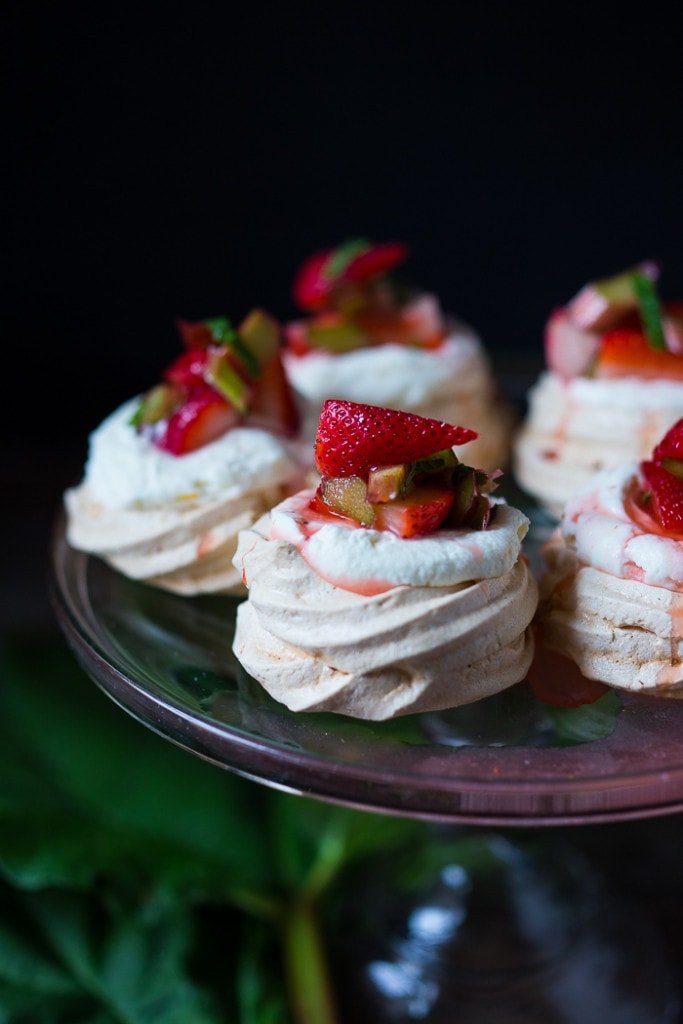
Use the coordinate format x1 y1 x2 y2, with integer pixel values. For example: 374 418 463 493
367 464 407 503
404 448 459 491
238 309 280 371
307 320 368 352
204 315 261 379
129 383 184 428
632 271 667 351
449 464 497 529
319 476 374 525
205 350 250 413
323 238 370 281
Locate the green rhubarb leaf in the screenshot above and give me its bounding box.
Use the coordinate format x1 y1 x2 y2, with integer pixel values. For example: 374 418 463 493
633 271 667 351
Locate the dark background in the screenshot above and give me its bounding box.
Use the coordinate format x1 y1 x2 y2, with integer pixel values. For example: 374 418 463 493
5 3 683 627
7 3 683 444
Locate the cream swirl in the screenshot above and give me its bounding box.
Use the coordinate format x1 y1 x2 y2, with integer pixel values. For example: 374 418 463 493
559 464 683 593
83 398 303 509
267 491 530 593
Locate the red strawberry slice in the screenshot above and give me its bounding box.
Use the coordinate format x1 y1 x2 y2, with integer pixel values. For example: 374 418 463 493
247 352 300 438
639 460 683 534
652 418 683 464
293 240 408 311
314 400 477 478
164 347 211 386
373 485 455 538
594 329 683 381
155 383 239 455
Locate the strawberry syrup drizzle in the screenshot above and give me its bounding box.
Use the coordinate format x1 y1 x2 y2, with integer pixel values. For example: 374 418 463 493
269 496 398 597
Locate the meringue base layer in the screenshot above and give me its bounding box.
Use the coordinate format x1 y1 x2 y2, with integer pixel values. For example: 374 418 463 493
232 525 538 720
539 546 683 697
65 482 290 595
514 371 683 515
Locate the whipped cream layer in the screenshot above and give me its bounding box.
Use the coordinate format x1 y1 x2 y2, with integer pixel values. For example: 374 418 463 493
539 465 683 695
65 397 304 595
283 327 512 470
514 371 683 515
83 398 302 509
232 513 537 719
268 491 530 593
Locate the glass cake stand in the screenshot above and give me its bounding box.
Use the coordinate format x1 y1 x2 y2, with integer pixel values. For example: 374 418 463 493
49 515 683 1022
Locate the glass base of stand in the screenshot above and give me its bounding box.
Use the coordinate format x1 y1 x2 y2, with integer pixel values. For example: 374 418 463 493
329 830 681 1024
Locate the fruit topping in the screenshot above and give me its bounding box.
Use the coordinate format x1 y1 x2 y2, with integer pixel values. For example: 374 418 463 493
312 401 499 539
566 262 659 333
314 400 477 478
545 262 683 381
293 238 408 312
131 309 300 454
637 461 683 536
629 419 683 536
286 238 448 354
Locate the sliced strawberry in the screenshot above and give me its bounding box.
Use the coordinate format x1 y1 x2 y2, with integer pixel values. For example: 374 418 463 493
247 352 300 438
314 400 477 478
594 329 683 381
293 239 408 311
155 383 239 455
638 461 683 535
163 347 211 387
342 241 409 284
373 484 455 538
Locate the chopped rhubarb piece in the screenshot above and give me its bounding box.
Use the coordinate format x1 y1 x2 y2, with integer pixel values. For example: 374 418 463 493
130 382 184 428
204 349 252 413
594 330 683 381
237 309 280 367
318 476 374 525
307 317 368 352
314 400 477 478
367 464 407 503
372 484 455 538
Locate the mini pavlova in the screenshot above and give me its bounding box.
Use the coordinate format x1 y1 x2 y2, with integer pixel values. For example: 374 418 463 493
232 399 537 720
65 310 305 595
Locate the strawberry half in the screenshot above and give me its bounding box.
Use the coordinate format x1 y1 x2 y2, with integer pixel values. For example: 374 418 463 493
639 460 683 535
652 418 683 464
293 239 408 311
314 400 477 478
